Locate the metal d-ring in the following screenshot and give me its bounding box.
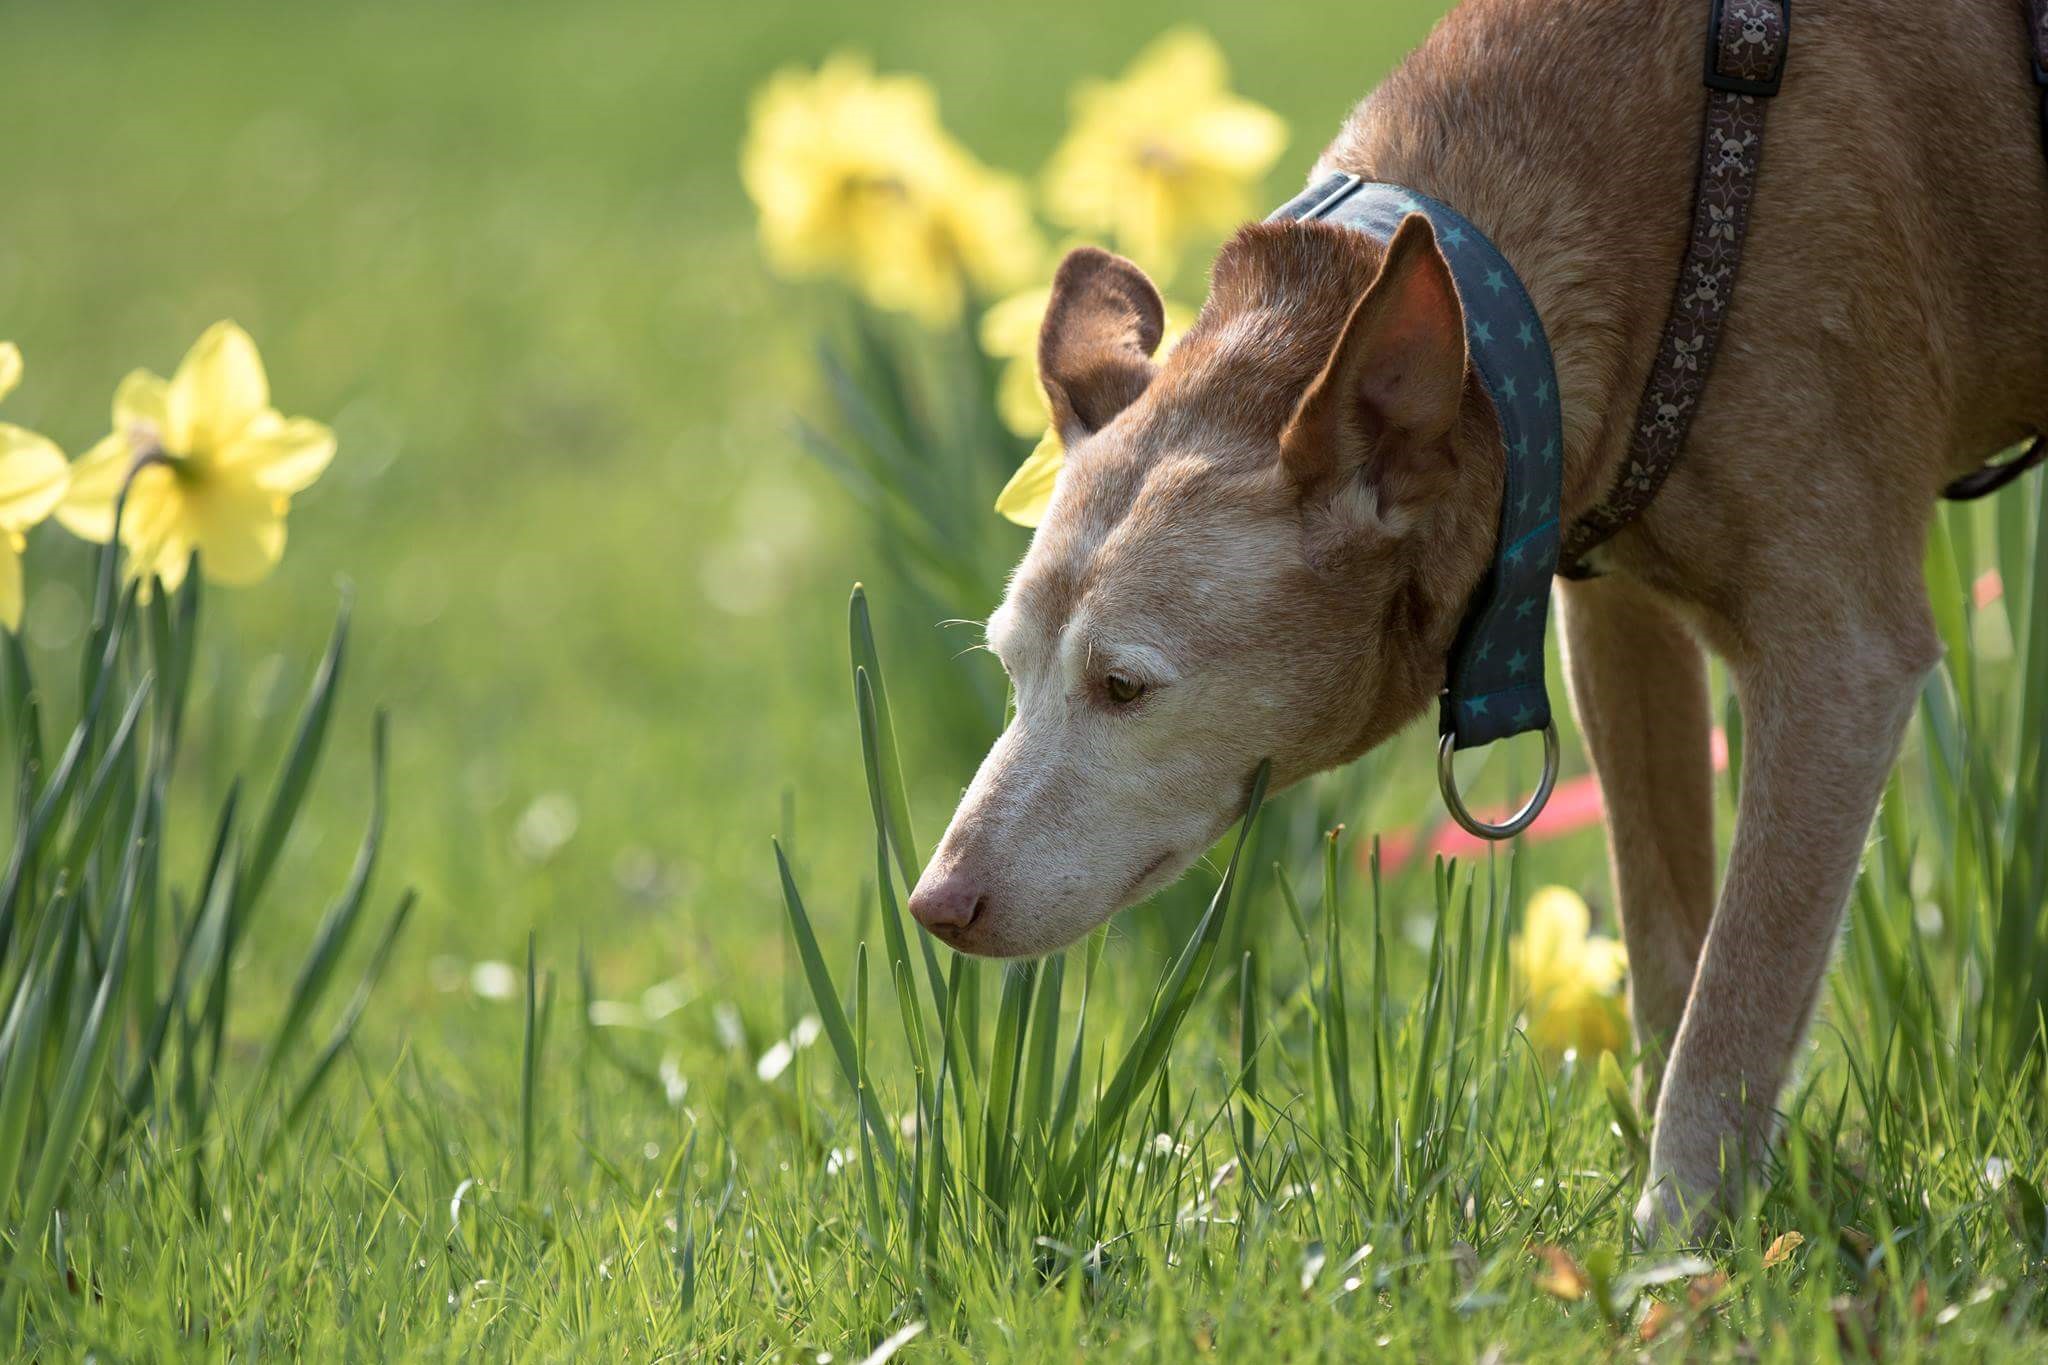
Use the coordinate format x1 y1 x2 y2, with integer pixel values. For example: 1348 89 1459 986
1436 721 1560 841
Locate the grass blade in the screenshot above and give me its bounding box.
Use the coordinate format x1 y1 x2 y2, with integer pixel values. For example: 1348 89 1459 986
981 960 1037 1214
1238 949 1259 1154
260 890 416 1163
241 596 350 916
849 587 921 884
2 802 144 1314
774 838 900 1173
1049 762 1269 1218
256 711 389 1088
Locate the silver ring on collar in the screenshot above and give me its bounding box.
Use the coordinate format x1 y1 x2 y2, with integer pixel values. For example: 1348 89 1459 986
1436 721 1560 841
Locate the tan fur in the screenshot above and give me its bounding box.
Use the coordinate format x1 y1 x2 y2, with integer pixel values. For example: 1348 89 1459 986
909 0 2048 1235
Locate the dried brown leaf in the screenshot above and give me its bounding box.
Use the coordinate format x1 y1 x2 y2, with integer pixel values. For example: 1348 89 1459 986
1762 1230 1805 1268
1533 1245 1588 1302
1688 1271 1731 1310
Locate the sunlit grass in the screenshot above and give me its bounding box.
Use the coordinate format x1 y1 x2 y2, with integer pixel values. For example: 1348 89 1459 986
2 1 2045 1358
0 528 410 1337
18 548 2048 1357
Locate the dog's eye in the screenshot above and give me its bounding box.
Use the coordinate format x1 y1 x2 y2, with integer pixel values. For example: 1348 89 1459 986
1104 673 1146 706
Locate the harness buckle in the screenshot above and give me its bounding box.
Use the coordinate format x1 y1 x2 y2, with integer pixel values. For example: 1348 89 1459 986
1703 0 1790 98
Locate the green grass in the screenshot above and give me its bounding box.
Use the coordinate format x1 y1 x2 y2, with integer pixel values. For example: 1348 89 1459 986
2 0 2046 1358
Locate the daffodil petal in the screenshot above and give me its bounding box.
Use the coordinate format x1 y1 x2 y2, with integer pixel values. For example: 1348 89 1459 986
978 287 1052 359
1041 28 1285 275
1127 28 1230 100
222 411 336 494
0 343 21 405
0 533 21 632
741 51 1044 323
167 321 269 455
142 535 194 596
1188 102 1290 177
113 368 171 434
996 356 1050 440
0 426 69 532
1512 883 1629 1061
1580 937 1628 995
182 476 286 586
1520 885 1593 977
995 428 1064 528
55 432 135 544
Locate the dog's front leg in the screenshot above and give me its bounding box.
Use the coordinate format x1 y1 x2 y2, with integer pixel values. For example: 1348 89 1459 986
1558 575 1717 1098
1638 606 1935 1236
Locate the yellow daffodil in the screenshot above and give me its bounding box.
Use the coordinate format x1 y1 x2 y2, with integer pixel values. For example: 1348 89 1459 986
980 286 1062 440
984 286 1193 526
1042 29 1288 276
59 322 335 593
1512 885 1629 1060
994 428 1067 528
742 53 1042 325
0 343 69 632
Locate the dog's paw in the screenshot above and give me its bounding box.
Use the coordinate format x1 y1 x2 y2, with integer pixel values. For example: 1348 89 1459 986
1632 1161 1720 1245
1632 1179 1692 1245
1637 1078 1765 1243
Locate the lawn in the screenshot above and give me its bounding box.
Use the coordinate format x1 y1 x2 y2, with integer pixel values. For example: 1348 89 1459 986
1 0 2045 1358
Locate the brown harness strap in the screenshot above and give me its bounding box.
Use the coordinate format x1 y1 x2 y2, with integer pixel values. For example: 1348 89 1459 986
1567 0 2048 555
1560 0 1790 574
2032 0 2048 150
1947 0 2048 500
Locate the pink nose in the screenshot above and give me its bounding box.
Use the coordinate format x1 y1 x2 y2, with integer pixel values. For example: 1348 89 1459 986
908 866 984 930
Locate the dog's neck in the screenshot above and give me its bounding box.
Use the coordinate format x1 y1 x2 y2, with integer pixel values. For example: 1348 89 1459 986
1138 219 1511 766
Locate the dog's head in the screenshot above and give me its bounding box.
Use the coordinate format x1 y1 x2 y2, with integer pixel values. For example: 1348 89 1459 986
908 214 1504 957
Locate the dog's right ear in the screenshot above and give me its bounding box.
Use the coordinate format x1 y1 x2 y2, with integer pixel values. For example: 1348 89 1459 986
1038 247 1166 443
1279 215 1468 522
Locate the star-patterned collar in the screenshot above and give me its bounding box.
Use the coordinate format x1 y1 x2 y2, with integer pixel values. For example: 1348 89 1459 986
1271 172 1562 751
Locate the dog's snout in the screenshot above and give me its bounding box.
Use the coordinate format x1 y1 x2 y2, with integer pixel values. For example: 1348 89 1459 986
908 865 985 930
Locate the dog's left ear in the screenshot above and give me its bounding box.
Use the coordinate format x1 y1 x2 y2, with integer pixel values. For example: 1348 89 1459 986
1280 214 1468 517
1038 246 1167 443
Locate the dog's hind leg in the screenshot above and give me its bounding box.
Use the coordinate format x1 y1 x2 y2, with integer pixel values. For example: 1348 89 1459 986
1557 574 1716 1100
1635 570 1938 1237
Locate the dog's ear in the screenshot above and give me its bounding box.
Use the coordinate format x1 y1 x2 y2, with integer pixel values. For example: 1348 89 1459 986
1038 246 1166 442
1279 215 1468 518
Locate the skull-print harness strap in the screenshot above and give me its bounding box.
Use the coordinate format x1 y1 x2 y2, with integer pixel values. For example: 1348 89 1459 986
1568 0 2048 542
1558 0 1791 571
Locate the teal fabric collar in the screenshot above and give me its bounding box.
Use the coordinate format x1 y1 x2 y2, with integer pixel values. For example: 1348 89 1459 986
1271 173 1561 753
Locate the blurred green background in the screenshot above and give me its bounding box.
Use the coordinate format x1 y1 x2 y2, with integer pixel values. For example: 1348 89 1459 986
15 7 2048 1359
0 0 1474 1032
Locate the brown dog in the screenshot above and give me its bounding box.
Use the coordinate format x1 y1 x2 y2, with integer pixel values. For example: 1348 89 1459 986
907 0 2048 1234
